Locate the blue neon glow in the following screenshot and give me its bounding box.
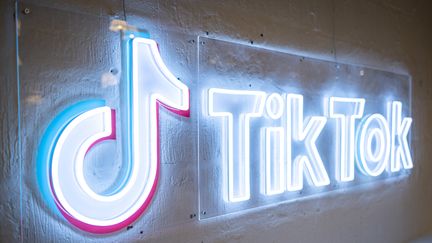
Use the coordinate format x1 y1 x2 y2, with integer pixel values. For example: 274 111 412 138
37 30 150 214
36 99 106 213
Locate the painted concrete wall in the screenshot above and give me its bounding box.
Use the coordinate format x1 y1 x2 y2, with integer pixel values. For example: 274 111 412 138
0 0 21 242
1 0 432 242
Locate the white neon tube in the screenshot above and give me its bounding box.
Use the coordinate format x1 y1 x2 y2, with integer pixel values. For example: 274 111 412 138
356 114 390 176
327 97 365 182
50 37 189 230
208 88 266 202
286 94 330 191
387 101 413 172
264 127 285 195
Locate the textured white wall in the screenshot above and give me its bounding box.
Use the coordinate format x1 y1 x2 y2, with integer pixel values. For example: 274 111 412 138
0 0 21 242
1 0 432 242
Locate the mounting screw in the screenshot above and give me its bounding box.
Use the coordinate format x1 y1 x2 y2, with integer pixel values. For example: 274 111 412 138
23 8 31 15
110 68 118 75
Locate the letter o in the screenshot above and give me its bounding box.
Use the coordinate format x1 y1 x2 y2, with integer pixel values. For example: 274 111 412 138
356 114 390 176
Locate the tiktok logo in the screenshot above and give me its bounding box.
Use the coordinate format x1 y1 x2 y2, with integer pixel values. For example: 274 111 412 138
37 26 413 234
37 33 190 233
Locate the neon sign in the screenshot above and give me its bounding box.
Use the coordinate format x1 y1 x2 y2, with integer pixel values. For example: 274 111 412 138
37 27 413 233
207 91 412 202
38 32 189 233
197 36 412 219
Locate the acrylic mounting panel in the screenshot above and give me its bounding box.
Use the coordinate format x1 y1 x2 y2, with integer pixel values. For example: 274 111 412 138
18 3 197 238
197 36 411 219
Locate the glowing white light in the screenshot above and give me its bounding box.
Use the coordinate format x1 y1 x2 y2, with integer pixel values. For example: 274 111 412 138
327 97 365 182
387 101 413 172
365 128 386 162
356 114 390 176
264 127 285 195
208 88 266 202
50 37 189 228
265 93 284 120
130 37 189 222
286 94 330 191
74 108 117 202
52 107 128 226
262 93 285 195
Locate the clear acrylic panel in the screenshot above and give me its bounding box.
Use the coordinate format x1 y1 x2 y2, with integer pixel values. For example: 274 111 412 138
18 2 197 240
197 36 411 219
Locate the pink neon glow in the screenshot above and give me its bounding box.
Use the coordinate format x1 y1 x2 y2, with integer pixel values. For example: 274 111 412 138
50 100 189 234
51 162 159 233
159 90 191 117
49 38 190 233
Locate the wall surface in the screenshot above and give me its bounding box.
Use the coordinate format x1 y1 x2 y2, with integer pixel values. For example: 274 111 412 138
1 0 432 242
0 0 21 241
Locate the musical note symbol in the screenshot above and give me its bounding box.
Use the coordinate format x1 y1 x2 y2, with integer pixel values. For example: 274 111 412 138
37 33 189 234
